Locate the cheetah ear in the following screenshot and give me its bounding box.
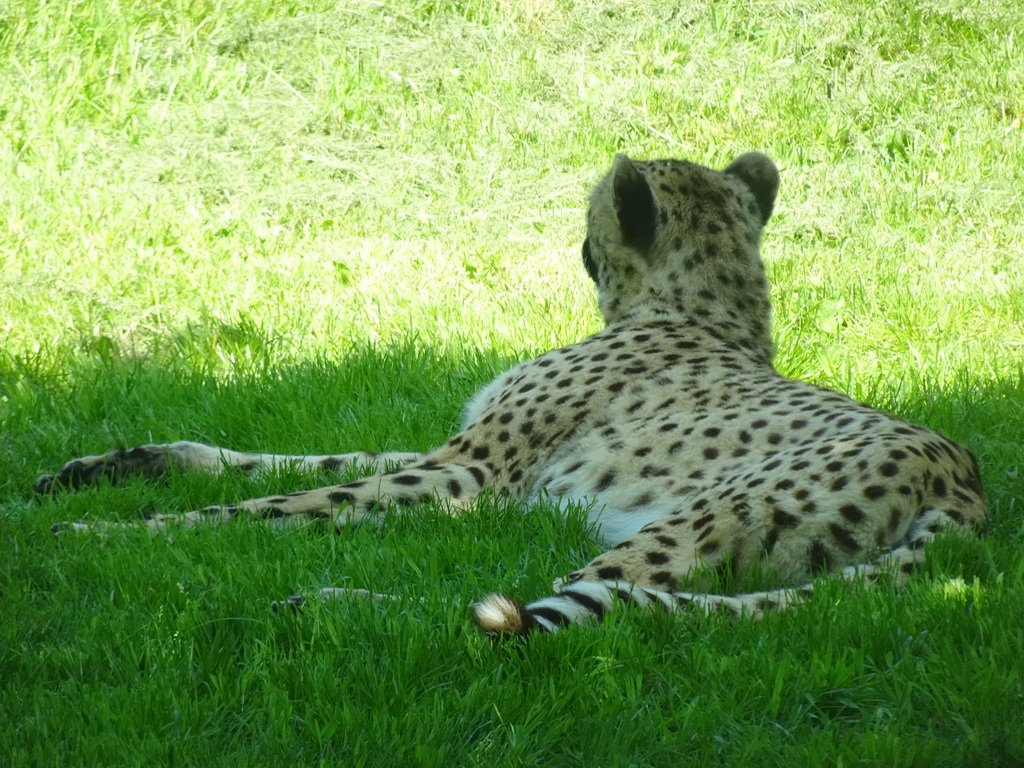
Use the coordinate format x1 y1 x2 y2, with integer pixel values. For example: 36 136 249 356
724 152 780 225
581 238 599 283
611 154 658 255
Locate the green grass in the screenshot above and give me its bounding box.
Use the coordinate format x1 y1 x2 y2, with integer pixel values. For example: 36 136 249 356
2 0 1023 765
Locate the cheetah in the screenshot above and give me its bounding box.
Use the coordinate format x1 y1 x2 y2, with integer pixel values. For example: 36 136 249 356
38 152 987 635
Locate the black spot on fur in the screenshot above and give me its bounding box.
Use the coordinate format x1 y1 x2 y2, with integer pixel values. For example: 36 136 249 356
829 523 860 553
692 513 715 530
773 509 799 528
650 571 677 587
863 485 887 500
698 539 721 556
809 541 832 573
839 504 865 523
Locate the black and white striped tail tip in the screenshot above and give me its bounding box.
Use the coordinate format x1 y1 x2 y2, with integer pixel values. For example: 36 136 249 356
473 593 552 638
473 582 616 635
472 594 537 636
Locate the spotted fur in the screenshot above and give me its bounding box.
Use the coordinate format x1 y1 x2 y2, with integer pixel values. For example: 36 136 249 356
39 152 987 635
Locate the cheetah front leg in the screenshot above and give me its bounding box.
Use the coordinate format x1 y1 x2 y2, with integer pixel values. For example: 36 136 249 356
54 458 492 535
34 440 422 494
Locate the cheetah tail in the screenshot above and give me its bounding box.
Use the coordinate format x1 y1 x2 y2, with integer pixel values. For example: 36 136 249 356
472 594 538 635
472 542 933 636
472 580 743 635
473 578 827 636
473 582 623 635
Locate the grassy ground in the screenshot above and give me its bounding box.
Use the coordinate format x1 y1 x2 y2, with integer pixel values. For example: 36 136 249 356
2 0 1023 765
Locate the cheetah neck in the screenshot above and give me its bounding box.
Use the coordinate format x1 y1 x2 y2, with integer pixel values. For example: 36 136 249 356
615 299 775 367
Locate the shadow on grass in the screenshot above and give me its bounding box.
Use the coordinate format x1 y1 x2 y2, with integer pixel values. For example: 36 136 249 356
0 335 517 501
3 326 1021 513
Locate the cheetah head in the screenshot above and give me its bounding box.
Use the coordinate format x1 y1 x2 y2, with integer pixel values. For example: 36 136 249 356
582 153 780 361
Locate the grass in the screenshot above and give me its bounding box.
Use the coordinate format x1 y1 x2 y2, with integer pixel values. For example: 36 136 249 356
2 0 1023 765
